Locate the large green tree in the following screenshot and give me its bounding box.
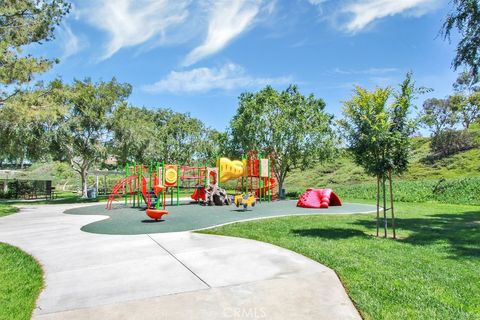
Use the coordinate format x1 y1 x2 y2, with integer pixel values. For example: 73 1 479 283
110 104 157 165
53 78 132 198
0 85 66 167
0 0 70 102
0 0 69 166
339 74 423 238
441 0 480 83
229 85 336 195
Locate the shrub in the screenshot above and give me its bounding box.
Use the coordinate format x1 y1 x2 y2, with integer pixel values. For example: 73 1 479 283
428 130 476 160
285 191 301 199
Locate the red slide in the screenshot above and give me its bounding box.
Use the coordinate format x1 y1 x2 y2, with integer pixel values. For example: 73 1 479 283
297 188 342 209
191 187 206 201
106 175 137 209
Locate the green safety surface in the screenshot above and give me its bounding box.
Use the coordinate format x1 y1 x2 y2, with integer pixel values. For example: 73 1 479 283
65 201 377 235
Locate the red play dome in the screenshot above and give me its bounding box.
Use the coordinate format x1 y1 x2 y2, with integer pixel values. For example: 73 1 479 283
297 188 342 209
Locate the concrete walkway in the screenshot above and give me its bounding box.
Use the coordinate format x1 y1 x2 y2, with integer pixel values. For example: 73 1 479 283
0 204 361 320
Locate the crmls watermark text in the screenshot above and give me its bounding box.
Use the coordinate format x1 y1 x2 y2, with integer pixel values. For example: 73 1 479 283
223 307 267 319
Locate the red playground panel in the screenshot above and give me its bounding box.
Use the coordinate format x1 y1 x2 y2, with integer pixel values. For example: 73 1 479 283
297 188 342 209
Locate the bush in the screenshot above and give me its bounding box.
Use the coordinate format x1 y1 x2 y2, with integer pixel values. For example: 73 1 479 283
0 190 16 199
428 130 476 160
285 191 301 199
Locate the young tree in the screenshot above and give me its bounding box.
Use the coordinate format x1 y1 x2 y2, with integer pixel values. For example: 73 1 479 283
441 0 480 83
421 98 458 136
229 85 336 195
339 73 423 238
0 0 70 102
53 78 132 198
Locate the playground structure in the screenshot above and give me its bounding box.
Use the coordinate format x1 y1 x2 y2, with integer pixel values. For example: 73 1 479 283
297 188 342 209
106 151 277 220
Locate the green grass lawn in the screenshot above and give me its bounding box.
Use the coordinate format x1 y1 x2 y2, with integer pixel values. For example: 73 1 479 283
0 203 18 217
0 243 43 320
201 200 480 319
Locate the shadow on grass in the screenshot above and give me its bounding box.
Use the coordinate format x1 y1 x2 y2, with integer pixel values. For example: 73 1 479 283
291 228 366 239
353 210 480 259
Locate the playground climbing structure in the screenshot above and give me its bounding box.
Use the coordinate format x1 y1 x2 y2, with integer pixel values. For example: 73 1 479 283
106 151 278 219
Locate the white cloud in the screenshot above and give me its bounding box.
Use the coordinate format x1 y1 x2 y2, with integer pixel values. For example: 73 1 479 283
79 0 190 60
343 0 438 33
143 63 291 94
308 0 440 33
57 24 85 59
182 0 264 66
78 0 273 64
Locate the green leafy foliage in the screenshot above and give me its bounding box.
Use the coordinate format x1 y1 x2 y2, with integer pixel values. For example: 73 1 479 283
0 85 66 165
52 78 132 197
428 129 477 159
442 0 480 82
450 71 480 129
334 177 480 205
340 73 421 178
421 97 458 136
229 85 336 193
0 0 70 99
284 133 480 199
110 105 224 166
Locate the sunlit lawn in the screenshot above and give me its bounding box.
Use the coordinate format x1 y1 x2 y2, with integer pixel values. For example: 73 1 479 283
0 243 43 320
201 200 480 319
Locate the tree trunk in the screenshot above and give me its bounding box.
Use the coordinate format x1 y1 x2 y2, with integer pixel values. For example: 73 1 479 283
277 178 284 200
382 174 388 238
376 175 380 237
388 170 396 239
80 169 88 198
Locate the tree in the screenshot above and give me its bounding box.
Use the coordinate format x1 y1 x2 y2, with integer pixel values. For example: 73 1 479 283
339 73 423 238
469 91 480 126
153 109 216 164
450 71 480 128
441 0 480 83
0 0 70 102
229 85 336 195
421 98 458 136
110 105 222 167
53 78 132 198
110 104 157 165
0 85 66 166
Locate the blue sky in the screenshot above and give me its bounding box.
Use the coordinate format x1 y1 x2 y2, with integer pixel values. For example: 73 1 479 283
31 0 459 131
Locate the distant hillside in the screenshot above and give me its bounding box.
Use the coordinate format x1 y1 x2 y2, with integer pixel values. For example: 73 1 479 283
284 135 480 192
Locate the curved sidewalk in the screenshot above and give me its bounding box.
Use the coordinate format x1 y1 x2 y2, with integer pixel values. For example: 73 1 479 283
0 204 361 320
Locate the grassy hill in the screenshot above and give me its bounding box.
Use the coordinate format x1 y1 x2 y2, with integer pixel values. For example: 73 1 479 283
284 134 480 205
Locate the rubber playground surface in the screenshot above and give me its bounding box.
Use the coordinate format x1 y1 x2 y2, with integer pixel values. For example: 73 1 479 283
65 200 376 235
